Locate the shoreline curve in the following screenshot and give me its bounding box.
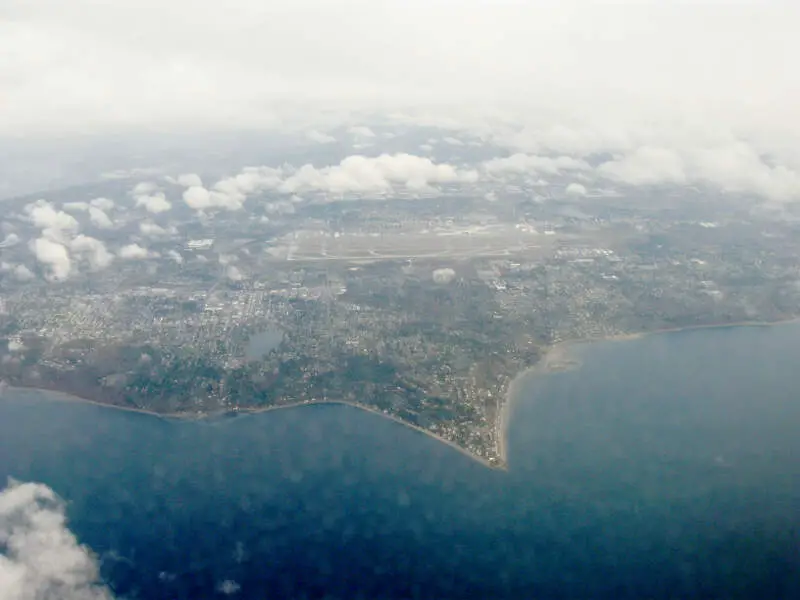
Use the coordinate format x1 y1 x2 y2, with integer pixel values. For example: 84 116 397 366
496 316 800 465
3 317 799 473
0 385 501 470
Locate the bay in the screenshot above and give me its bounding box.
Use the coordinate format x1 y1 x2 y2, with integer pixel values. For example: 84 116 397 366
2 323 800 598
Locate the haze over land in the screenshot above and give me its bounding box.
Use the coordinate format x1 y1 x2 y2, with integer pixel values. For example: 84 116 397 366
2 1 800 203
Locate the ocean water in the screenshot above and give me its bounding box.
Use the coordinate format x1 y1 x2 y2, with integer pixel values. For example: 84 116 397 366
2 324 800 599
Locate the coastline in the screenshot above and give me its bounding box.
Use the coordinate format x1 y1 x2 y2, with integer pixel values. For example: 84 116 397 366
496 339 582 465
1 385 500 470
5 316 799 473
495 315 800 464
602 316 800 342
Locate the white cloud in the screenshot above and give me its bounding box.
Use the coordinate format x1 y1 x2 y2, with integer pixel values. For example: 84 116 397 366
69 235 114 270
183 167 283 211
8 339 25 352
183 154 477 206
119 243 155 260
90 197 115 212
596 146 687 186
566 182 587 197
493 122 633 157
595 142 800 202
139 222 170 237
2 263 36 282
686 143 800 202
25 201 79 240
5 2 800 207
30 237 71 280
166 250 184 264
176 173 203 188
0 233 20 248
135 193 172 214
222 168 285 192
132 182 157 195
279 153 475 195
217 580 241 595
101 168 162 181
0 479 114 600
182 186 212 210
182 186 225 211
432 268 456 284
128 182 172 214
226 265 244 281
264 200 295 215
88 207 114 229
62 202 90 213
0 1 798 158
13 265 35 281
348 126 376 138
306 130 336 144
21 201 116 279
483 154 590 176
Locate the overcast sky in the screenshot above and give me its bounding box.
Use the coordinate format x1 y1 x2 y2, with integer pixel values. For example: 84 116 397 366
3 1 800 279
2 0 798 141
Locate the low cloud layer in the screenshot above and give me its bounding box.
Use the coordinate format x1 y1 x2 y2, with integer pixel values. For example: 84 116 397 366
176 173 202 188
432 268 456 284
166 138 800 207
133 190 172 214
483 154 590 177
139 222 172 238
0 233 20 248
0 479 114 600
306 130 336 144
280 153 477 195
90 198 115 212
565 182 587 197
13 265 35 281
69 235 114 270
476 137 800 203
2 2 799 213
4 1 798 149
119 243 156 260
21 200 121 279
178 153 477 210
62 202 90 213
595 143 800 202
183 185 245 212
21 200 117 280
88 207 114 230
31 237 71 281
25 201 79 241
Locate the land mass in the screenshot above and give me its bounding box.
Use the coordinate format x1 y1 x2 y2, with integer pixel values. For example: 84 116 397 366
4 317 797 472
4 184 800 466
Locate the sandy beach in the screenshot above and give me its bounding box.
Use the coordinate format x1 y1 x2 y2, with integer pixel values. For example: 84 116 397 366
495 339 583 465
494 316 800 466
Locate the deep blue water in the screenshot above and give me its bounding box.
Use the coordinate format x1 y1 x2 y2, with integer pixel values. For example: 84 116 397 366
2 324 800 599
